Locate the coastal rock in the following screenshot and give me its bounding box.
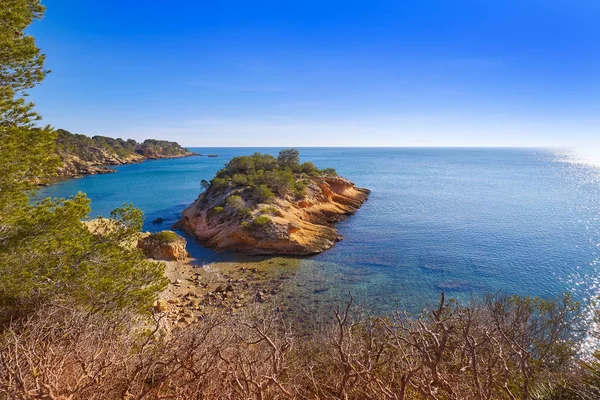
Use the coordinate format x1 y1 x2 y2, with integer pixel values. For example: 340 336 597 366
137 230 189 261
178 175 370 255
54 129 198 178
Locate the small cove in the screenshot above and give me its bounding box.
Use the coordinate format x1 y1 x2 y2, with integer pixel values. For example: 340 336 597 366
38 147 600 316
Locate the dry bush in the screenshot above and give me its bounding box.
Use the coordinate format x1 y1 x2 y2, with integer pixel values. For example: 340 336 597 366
0 294 585 400
0 304 296 399
300 294 580 400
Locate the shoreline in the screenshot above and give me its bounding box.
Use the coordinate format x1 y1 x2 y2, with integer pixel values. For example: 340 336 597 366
157 255 303 328
54 152 200 181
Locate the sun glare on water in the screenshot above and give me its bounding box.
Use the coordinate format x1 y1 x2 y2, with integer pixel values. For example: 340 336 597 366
553 147 600 357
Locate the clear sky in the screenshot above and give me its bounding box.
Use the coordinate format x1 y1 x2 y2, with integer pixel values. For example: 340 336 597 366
28 0 600 147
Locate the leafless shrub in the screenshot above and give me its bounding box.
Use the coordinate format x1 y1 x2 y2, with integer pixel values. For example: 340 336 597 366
0 293 585 399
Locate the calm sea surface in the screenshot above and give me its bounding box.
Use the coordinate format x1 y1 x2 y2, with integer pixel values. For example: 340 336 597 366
38 148 600 315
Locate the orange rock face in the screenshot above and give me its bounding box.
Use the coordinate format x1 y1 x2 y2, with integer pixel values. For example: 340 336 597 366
177 176 370 255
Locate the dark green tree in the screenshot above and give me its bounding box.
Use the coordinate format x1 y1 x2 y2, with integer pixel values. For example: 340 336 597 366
277 148 300 168
0 0 166 323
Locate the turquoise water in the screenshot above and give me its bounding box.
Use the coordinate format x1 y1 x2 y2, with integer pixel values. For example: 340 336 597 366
38 148 600 314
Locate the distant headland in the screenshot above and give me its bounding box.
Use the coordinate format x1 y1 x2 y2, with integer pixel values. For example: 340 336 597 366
54 129 198 177
176 149 370 255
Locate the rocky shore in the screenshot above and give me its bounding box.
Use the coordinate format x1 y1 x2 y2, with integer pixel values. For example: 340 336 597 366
84 220 294 329
138 230 295 328
154 256 298 328
55 129 197 178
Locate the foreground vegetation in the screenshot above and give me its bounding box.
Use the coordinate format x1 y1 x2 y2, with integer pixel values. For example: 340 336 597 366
0 1 167 324
2 294 600 399
3 1 600 399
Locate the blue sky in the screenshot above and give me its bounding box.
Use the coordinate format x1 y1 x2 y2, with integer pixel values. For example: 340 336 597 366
29 0 600 147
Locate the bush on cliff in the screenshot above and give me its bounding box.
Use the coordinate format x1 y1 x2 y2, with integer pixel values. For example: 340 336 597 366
1 293 595 399
226 195 251 218
206 150 336 200
261 206 283 216
252 184 275 203
152 230 179 243
225 194 245 210
277 148 300 167
252 215 271 226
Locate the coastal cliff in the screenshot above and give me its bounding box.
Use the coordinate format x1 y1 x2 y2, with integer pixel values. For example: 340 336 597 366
177 150 370 255
55 129 197 177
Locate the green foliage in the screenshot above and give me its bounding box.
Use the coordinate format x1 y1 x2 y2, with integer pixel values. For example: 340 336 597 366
202 150 334 205
200 179 210 190
573 352 600 398
209 206 225 216
225 195 245 210
300 161 319 176
151 230 179 243
225 194 251 218
110 203 144 232
0 194 167 321
137 138 192 157
0 0 58 216
265 169 295 195
0 2 167 323
231 173 248 186
54 129 192 167
277 148 300 168
253 184 275 203
292 180 307 199
321 167 338 176
240 221 249 228
260 206 282 217
0 0 47 94
252 216 271 226
210 177 229 191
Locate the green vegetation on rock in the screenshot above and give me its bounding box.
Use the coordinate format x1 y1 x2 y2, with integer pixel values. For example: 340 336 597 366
209 206 225 216
260 206 282 216
152 230 180 244
54 128 196 176
208 149 334 200
252 215 271 226
199 150 341 228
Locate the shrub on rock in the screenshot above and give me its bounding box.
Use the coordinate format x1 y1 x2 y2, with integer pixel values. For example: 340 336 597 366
138 230 188 261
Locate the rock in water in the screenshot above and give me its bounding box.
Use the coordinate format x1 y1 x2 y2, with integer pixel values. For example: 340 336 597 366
137 230 189 261
177 152 370 255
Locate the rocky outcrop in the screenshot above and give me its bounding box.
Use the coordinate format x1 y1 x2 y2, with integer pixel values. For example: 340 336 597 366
178 176 370 255
138 231 189 261
55 129 198 178
58 151 145 177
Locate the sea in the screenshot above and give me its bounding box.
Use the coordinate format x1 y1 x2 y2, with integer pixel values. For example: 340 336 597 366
38 147 600 318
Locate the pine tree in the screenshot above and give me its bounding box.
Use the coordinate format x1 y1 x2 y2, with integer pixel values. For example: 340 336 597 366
0 0 167 323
